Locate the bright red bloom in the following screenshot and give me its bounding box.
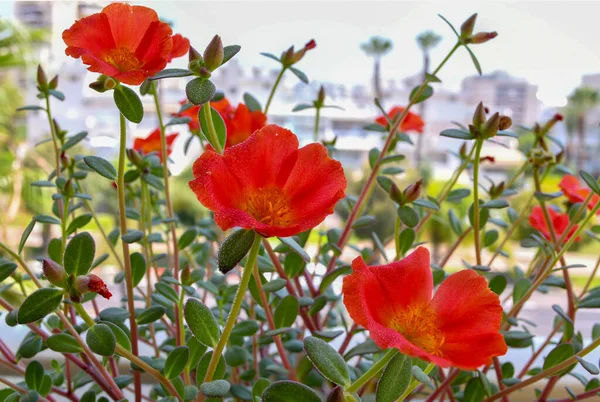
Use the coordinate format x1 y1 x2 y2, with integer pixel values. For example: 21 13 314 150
529 205 580 242
559 175 600 213
342 248 506 370
167 34 190 62
305 39 317 50
189 125 346 237
175 101 201 131
376 106 425 133
63 3 173 85
211 98 268 147
88 274 112 300
133 128 178 162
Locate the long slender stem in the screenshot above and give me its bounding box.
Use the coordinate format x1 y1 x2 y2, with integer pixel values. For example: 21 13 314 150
116 112 142 402
345 349 398 394
202 102 223 154
472 139 484 266
200 235 262 387
397 363 435 401
152 83 183 347
44 94 61 181
313 106 321 142
264 68 286 115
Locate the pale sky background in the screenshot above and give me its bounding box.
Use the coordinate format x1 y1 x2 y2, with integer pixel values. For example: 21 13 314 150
3 1 600 107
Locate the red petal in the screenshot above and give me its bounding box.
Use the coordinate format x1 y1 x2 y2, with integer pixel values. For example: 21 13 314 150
102 3 160 52
167 34 190 62
228 104 254 147
63 13 116 59
559 175 586 203
166 133 179 146
134 20 172 73
430 270 507 368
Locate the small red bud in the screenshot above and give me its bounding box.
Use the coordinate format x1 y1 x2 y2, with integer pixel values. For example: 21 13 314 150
42 258 66 287
305 39 317 50
111 181 118 190
460 14 477 39
37 65 47 88
404 179 423 203
75 274 112 300
468 31 498 45
203 35 224 71
554 113 564 122
49 75 59 90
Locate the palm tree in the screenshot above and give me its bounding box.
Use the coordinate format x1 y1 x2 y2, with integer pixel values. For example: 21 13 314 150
361 36 393 104
414 31 441 169
564 87 599 170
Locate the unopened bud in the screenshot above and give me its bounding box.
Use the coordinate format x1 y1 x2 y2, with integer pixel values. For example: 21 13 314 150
104 77 117 90
188 59 202 74
404 179 423 203
316 86 326 107
459 142 468 159
37 65 47 88
203 35 224 71
63 178 76 197
111 181 118 190
556 150 565 164
75 274 112 300
468 31 498 45
326 386 344 402
472 102 486 128
490 181 505 199
198 67 212 79
554 113 564 122
389 182 404 204
53 119 65 140
460 14 477 39
60 152 71 168
42 258 66 287
305 39 317 50
281 46 295 66
482 112 500 138
181 266 191 285
499 115 512 131
540 113 564 135
189 46 202 63
49 75 59 90
126 148 145 167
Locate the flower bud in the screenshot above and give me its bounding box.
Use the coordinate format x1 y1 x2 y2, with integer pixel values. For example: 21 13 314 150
111 181 118 190
540 113 564 135
467 31 498 45
181 266 191 285
482 112 500 138
498 115 512 131
316 85 326 108
528 148 554 167
305 39 317 50
389 182 405 204
37 65 47 88
490 181 505 199
459 142 468 159
291 39 317 64
75 274 112 300
53 119 66 140
104 77 117 90
556 150 565 164
188 59 202 74
60 151 72 168
42 258 66 287
49 75 59 90
404 179 423 203
460 14 477 39
203 35 224 71
326 386 344 402
126 148 145 168
281 46 295 66
472 102 486 128
63 178 76 198
189 46 203 63
198 67 212 79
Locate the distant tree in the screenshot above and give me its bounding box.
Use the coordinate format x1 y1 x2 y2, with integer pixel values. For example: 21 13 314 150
564 87 599 170
360 36 393 104
414 31 441 169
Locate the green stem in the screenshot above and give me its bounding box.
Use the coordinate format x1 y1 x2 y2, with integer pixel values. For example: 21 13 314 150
60 197 69 263
0 241 43 288
345 349 398 394
74 304 181 400
264 67 286 115
201 235 262 386
313 106 321 142
396 362 435 401
44 94 61 181
472 139 484 266
202 102 223 154
116 112 142 402
394 217 401 260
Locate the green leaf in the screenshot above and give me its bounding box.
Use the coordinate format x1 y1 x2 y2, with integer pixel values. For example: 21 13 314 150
130 252 146 287
49 89 65 101
398 228 415 256
66 213 93 235
438 14 460 37
262 278 287 293
368 148 380 169
196 351 226 382
200 380 230 398
425 73 441 83
17 288 63 324
25 361 44 392
413 199 439 210
165 346 190 379
86 323 116 357
319 265 351 293
279 237 310 263
440 129 475 140
217 229 256 274
150 68 194 80
243 92 262 112
481 199 509 209
463 377 485 402
222 45 241 65
580 170 600 194
465 45 482 75
260 52 282 63
0 261 17 282
352 215 376 229
199 105 226 150
303 337 350 386
64 232 95 276
186 78 216 105
292 104 313 112
47 333 84 353
489 275 507 295
100 321 131 352
543 344 574 376
231 320 260 337
114 85 144 123
178 228 198 250
290 67 309 84
184 299 220 347
61 131 88 151
261 381 321 402
121 230 144 244
274 295 299 328
447 188 471 202
34 214 61 225
512 278 531 304
136 306 166 325
397 206 419 228
83 156 117 180
376 353 412 402
409 85 433 104
17 105 45 111
576 356 599 375
225 345 248 367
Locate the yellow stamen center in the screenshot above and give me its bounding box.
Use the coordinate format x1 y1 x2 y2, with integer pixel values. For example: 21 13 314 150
389 304 444 356
243 187 293 227
105 47 141 72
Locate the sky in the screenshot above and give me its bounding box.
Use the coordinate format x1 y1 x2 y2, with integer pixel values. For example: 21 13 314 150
4 1 600 107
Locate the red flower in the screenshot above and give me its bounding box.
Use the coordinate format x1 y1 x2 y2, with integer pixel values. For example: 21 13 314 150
529 205 580 242
167 34 190 62
88 274 113 300
133 128 178 162
376 106 425 133
305 39 317 50
559 175 600 213
63 3 173 85
342 247 507 370
189 124 346 237
175 101 201 131
212 98 268 147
